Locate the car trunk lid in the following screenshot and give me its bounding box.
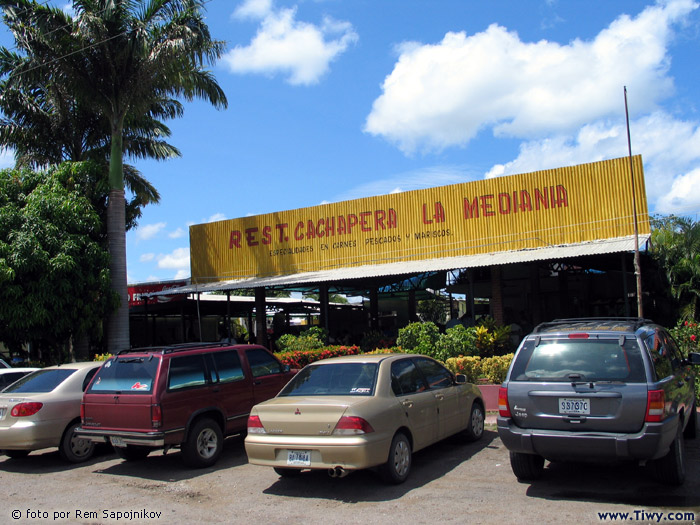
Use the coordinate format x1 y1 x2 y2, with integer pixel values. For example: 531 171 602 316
254 397 370 436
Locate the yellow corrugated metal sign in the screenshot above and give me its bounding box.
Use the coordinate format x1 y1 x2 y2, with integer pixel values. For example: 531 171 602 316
190 156 649 284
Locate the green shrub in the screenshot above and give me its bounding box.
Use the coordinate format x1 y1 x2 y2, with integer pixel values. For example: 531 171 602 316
396 322 441 359
480 353 514 384
435 324 479 361
445 356 482 383
276 327 327 353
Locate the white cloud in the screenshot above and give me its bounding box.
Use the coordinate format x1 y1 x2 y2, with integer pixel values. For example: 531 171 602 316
206 213 226 223
174 269 190 280
484 111 700 215
169 228 185 239
332 165 479 202
139 253 155 263
364 0 697 154
234 0 272 19
157 248 190 270
224 2 358 85
136 222 166 241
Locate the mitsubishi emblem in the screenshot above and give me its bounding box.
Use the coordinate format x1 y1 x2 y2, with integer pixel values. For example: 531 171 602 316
294 408 301 415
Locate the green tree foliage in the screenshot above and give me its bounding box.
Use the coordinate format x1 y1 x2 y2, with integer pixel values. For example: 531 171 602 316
0 163 114 360
0 0 228 353
649 215 700 321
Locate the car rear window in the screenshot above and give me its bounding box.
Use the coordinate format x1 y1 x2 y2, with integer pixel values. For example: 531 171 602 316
279 363 378 396
4 369 76 393
510 338 646 382
88 356 160 394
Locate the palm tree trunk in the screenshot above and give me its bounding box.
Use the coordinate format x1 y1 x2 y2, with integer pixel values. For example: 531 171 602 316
106 188 130 353
105 126 130 353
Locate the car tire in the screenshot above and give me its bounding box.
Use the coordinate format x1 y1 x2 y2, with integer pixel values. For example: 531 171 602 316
379 432 412 484
4 450 30 459
652 429 686 486
59 421 95 463
114 445 151 461
509 452 544 481
182 418 223 468
463 401 485 442
683 407 697 440
274 467 303 478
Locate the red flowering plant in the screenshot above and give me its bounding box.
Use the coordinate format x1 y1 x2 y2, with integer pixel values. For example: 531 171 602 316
276 345 360 369
670 320 700 358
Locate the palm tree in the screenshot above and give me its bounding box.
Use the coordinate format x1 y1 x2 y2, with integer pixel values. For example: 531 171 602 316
0 0 227 353
0 55 182 229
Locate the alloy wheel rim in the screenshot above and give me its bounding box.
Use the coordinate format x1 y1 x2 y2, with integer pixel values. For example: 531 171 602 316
197 429 218 458
70 434 93 458
393 440 410 476
472 407 484 437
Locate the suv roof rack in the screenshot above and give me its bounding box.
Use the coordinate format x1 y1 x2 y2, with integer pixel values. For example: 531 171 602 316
532 317 655 334
116 342 232 356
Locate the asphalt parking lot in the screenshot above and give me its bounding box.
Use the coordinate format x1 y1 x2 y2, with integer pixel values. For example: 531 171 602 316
2 418 700 525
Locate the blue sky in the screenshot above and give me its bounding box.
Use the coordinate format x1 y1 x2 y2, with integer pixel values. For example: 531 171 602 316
3 0 700 284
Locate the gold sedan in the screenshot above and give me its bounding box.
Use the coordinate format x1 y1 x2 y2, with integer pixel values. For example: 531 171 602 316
245 353 484 484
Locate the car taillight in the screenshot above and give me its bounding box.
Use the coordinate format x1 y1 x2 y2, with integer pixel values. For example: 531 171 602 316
11 402 43 417
80 402 85 422
332 416 374 435
151 404 162 429
568 333 590 339
645 390 666 422
498 387 512 418
247 414 266 434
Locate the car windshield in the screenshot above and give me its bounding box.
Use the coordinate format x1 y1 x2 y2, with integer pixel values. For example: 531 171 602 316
279 363 378 396
87 356 160 394
3 369 76 393
510 338 646 382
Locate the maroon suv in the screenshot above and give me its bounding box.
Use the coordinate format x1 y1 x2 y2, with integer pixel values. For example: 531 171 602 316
77 343 295 468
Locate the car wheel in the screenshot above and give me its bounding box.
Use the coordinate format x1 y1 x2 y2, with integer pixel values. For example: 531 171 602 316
114 445 151 461
463 401 485 442
509 452 544 481
59 421 95 463
274 467 303 478
379 432 411 484
182 418 223 468
652 429 686 486
683 407 697 440
4 450 30 459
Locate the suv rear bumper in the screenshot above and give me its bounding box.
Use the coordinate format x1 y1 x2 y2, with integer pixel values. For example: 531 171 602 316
497 416 678 461
76 427 165 448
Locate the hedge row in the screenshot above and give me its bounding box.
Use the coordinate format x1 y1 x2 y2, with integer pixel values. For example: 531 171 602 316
444 354 514 384
276 345 361 369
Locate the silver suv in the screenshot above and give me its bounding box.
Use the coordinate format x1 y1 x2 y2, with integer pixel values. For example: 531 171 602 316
497 318 700 485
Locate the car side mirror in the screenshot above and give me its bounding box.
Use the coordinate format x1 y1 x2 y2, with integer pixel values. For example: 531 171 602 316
282 364 291 373
454 374 467 384
687 352 700 366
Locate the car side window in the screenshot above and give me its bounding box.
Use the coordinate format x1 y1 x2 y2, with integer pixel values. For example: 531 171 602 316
645 332 673 380
82 367 99 392
414 358 453 389
660 331 682 371
212 350 245 383
246 348 283 378
168 355 207 390
390 359 427 396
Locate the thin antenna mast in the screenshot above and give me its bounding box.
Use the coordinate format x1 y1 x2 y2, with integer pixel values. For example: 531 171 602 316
624 86 643 317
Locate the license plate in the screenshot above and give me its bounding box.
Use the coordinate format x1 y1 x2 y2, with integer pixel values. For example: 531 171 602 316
286 450 310 466
110 436 126 448
559 398 590 415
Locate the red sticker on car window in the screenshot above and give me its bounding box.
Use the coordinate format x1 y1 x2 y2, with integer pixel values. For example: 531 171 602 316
131 382 149 390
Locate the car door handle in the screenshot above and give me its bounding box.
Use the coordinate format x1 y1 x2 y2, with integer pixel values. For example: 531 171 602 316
434 393 444 401
402 400 413 408
254 380 262 386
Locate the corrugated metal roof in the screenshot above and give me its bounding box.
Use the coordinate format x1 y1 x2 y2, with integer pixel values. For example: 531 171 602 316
149 234 649 297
